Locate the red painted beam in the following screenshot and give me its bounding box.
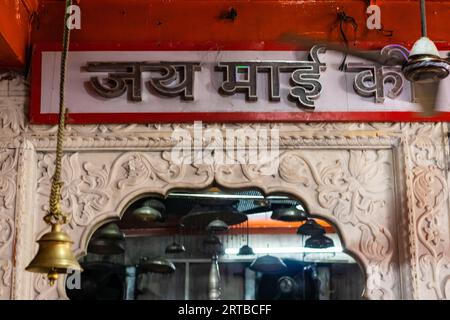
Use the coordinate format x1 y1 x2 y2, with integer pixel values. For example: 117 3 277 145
32 0 450 50
0 0 38 68
3 1 450 67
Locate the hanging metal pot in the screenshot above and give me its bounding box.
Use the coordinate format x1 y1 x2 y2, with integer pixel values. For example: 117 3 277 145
206 219 229 233
87 238 125 255
165 242 186 254
138 256 176 274
132 199 165 223
238 244 255 256
305 234 334 249
271 205 308 222
87 223 125 255
296 219 326 236
181 205 247 229
249 255 287 273
96 223 125 240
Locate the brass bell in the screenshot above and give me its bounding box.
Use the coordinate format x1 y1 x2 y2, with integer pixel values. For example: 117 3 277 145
26 224 82 286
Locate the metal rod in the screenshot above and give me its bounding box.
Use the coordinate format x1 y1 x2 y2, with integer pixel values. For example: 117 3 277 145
167 192 291 201
184 262 190 300
420 0 427 37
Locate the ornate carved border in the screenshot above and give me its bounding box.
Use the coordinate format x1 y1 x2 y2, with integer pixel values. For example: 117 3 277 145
1 84 449 300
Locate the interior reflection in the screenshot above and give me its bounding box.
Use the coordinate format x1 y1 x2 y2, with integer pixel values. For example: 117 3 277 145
66 187 364 300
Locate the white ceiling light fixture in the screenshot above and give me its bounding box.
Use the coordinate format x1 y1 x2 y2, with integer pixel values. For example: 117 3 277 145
280 0 450 116
224 246 343 255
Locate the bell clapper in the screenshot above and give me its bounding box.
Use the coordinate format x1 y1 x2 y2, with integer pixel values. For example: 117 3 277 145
47 269 59 286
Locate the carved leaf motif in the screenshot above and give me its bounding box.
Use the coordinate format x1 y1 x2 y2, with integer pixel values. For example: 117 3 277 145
0 215 13 251
160 151 186 180
278 153 310 186
0 259 12 297
115 152 190 189
34 274 55 300
73 190 110 227
410 124 443 168
314 151 389 225
413 166 447 211
37 153 91 227
0 107 25 135
117 153 153 189
82 162 109 189
359 224 391 263
413 165 447 263
418 252 450 299
0 150 16 209
444 277 450 300
365 262 396 300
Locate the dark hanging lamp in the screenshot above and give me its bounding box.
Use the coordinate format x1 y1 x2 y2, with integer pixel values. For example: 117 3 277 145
87 238 125 255
271 205 308 222
132 199 165 223
181 205 247 229
87 223 125 255
206 219 229 233
87 225 125 255
249 255 287 273
238 245 255 256
305 234 334 249
238 220 254 255
165 242 186 254
139 256 176 274
26 0 82 286
203 234 222 246
165 224 186 254
296 219 326 236
96 223 124 240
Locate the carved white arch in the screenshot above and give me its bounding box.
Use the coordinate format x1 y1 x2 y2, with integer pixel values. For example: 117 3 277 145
25 145 396 300
4 122 446 301
57 178 372 300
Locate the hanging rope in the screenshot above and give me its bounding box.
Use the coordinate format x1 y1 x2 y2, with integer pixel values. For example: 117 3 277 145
44 0 73 226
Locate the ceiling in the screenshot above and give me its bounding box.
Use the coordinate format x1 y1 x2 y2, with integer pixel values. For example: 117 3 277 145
116 188 334 236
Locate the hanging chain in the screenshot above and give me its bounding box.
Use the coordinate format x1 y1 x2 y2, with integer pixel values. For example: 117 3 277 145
44 0 73 226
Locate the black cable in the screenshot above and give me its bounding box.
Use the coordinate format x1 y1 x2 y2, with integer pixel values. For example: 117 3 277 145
337 12 358 71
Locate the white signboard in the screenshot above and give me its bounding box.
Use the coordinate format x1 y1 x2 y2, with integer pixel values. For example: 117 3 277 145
30 44 450 123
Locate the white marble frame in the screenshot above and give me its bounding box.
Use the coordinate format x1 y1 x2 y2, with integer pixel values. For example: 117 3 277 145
0 86 449 300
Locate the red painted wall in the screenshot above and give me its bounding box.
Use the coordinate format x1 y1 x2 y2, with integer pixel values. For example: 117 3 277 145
3 1 450 67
